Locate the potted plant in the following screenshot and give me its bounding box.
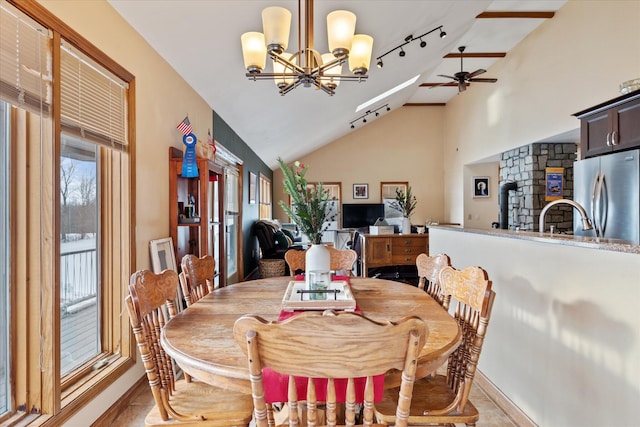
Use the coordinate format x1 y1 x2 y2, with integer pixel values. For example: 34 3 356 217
391 186 417 234
278 158 334 285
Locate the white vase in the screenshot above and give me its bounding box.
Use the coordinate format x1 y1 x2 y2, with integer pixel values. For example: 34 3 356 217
402 217 412 234
305 244 330 288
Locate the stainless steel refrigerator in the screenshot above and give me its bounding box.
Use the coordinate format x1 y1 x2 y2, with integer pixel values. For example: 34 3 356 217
573 149 639 244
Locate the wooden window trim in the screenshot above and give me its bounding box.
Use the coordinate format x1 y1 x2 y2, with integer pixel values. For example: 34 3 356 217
6 0 136 424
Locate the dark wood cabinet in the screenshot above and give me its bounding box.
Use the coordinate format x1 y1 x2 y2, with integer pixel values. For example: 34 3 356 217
359 233 429 277
574 90 640 158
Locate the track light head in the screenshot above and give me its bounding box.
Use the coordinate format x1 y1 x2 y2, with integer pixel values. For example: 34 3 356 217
404 35 413 42
419 38 426 48
350 124 355 129
377 59 383 68
399 48 405 57
363 118 367 123
439 29 447 39
386 106 391 111
375 111 379 117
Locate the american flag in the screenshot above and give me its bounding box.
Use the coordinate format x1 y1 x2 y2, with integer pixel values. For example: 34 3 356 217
208 129 216 154
176 116 192 135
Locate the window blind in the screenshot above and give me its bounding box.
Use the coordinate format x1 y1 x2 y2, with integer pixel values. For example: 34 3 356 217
0 3 51 113
60 40 128 149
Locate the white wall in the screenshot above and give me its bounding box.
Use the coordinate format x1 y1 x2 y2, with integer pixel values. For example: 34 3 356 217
442 0 640 224
430 227 640 425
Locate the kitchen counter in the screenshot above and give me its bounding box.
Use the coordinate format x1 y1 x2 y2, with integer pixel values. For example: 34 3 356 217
428 225 640 255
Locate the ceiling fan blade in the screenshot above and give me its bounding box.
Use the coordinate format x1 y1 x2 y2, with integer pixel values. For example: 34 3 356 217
427 82 457 89
437 74 456 80
466 69 486 79
469 78 498 83
458 80 466 92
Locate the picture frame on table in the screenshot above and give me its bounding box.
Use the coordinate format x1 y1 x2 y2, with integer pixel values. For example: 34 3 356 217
353 183 368 199
473 177 490 198
149 237 177 273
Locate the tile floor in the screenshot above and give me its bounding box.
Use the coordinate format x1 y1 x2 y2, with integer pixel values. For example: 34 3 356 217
109 380 517 426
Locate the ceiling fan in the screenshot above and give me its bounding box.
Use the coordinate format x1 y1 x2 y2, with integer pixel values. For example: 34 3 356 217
435 46 498 92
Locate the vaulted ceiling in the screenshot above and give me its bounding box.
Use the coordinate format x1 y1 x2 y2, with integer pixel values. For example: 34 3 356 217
108 0 567 168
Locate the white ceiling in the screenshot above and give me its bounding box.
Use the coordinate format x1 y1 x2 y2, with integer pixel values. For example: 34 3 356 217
108 0 567 169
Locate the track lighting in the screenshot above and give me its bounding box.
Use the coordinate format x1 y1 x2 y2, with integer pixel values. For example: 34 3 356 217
374 25 444 69
348 104 390 128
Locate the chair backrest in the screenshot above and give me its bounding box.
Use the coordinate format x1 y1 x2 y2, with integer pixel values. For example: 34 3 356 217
180 254 215 306
328 247 358 276
125 269 181 421
438 265 495 413
284 249 306 276
416 253 451 305
285 247 358 277
234 310 427 427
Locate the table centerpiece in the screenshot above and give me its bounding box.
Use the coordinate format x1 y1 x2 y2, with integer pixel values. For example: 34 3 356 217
390 186 417 234
278 158 335 292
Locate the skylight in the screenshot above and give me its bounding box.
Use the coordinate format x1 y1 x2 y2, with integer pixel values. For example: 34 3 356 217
355 74 420 112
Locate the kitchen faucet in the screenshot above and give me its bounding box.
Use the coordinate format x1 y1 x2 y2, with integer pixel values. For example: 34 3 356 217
539 199 594 234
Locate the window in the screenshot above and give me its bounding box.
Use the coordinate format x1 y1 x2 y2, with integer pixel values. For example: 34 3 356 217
0 1 134 424
259 173 271 219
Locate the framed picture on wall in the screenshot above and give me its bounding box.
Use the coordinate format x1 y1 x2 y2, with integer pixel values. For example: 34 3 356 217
473 176 490 198
353 183 368 199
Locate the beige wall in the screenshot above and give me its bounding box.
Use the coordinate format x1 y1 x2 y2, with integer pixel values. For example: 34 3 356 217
273 106 446 227
36 1 215 425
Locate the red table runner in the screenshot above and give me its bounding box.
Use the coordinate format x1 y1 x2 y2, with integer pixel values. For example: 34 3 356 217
263 275 384 403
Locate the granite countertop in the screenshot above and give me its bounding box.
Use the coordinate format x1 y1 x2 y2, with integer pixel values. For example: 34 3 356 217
428 225 640 255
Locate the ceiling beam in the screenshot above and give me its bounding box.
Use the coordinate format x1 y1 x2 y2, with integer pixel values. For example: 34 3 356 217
443 52 506 59
476 11 555 19
403 103 446 107
419 83 469 88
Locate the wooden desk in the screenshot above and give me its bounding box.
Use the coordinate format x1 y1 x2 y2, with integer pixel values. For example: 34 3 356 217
161 277 460 394
360 233 429 277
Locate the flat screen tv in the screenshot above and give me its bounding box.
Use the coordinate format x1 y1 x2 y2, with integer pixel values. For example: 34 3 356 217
342 203 385 229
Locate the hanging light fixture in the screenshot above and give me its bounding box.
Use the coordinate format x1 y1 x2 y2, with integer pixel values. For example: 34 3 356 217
241 0 373 96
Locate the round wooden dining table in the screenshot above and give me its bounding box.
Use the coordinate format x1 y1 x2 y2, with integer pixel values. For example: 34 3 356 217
161 276 461 394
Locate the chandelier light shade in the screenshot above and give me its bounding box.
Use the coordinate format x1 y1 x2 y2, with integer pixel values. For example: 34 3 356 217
262 7 291 53
349 34 374 75
240 0 372 96
326 10 356 56
240 32 267 73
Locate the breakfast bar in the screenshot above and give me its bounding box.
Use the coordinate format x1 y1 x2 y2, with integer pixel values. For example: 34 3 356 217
428 225 640 426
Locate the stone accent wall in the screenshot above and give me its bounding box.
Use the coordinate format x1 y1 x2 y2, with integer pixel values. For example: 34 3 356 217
499 143 577 232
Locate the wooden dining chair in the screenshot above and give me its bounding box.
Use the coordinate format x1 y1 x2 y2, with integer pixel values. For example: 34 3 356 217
180 254 215 307
415 253 451 306
285 247 358 276
374 265 496 427
328 246 358 276
125 269 253 427
234 310 428 427
284 248 306 276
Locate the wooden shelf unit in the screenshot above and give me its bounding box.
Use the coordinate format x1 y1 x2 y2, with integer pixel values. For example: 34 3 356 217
169 147 208 263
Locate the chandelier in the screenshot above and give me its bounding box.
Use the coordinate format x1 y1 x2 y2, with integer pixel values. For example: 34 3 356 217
240 0 373 96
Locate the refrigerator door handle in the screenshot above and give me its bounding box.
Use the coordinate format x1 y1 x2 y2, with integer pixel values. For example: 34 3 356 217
591 172 601 238
599 172 608 237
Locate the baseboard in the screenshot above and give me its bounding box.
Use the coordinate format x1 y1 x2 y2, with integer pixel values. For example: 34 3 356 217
475 370 538 427
90 375 147 427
